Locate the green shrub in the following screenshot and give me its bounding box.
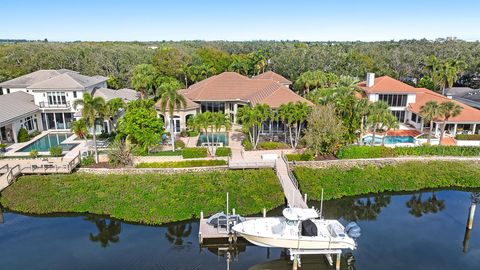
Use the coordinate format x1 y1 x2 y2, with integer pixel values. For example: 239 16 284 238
258 141 290 150
242 139 253 151
294 161 480 201
147 150 183 156
180 130 188 137
456 134 480 140
29 149 39 158
175 140 186 149
215 147 231 157
0 143 6 151
136 159 227 168
337 145 480 159
286 153 314 161
337 145 396 159
49 146 63 157
132 146 147 156
28 130 41 138
81 155 95 166
17 128 30 143
187 130 199 137
182 147 208 158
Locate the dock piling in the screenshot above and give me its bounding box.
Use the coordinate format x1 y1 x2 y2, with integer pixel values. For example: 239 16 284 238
263 208 266 218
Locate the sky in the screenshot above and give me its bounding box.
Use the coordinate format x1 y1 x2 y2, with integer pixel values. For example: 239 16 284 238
2 0 480 42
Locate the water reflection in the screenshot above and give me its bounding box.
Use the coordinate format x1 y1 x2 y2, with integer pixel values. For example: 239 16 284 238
165 221 193 246
313 195 391 221
463 192 480 252
406 191 445 217
0 204 4 224
85 215 122 248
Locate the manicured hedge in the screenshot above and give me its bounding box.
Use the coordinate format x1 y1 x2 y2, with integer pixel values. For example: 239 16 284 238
1 169 283 224
337 145 480 159
17 128 30 143
215 147 231 157
258 141 290 150
49 146 63 157
286 153 314 161
136 159 227 168
456 134 480 140
294 161 480 201
182 147 208 158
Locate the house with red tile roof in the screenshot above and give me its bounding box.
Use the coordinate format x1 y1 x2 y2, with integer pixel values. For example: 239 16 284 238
155 71 309 133
358 73 480 137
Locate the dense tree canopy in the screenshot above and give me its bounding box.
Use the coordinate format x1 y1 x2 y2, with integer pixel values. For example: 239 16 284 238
2 39 480 89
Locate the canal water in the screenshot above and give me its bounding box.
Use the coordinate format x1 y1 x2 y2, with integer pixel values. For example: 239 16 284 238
0 189 479 269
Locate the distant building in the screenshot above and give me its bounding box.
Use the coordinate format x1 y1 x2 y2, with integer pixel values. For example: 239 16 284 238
446 87 480 110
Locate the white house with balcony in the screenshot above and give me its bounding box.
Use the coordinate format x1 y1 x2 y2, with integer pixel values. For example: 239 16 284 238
358 73 480 137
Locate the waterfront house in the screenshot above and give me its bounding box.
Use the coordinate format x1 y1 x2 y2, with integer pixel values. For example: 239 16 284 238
358 73 480 136
154 71 310 133
0 69 137 138
0 92 40 143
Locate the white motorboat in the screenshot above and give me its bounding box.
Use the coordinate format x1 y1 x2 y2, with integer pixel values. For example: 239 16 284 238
232 207 358 250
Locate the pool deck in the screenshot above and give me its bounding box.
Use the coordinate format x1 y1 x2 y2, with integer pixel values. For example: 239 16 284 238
2 131 80 157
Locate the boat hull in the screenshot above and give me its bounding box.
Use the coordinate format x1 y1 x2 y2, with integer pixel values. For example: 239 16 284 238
236 231 355 250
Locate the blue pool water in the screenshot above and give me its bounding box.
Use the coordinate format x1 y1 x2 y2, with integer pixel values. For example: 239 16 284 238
363 135 415 145
18 133 76 152
197 132 229 146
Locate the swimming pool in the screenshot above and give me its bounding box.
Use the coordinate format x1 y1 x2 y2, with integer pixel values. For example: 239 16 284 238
362 135 415 145
197 132 229 146
18 133 76 152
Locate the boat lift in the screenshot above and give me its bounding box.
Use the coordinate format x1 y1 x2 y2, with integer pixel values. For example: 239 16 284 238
289 248 342 270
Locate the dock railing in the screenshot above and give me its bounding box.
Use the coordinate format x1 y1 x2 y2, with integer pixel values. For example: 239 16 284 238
0 164 9 175
281 151 299 189
6 164 21 185
68 152 81 171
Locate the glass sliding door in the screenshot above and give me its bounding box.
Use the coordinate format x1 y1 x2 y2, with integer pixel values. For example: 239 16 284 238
55 113 65 129
46 113 56 130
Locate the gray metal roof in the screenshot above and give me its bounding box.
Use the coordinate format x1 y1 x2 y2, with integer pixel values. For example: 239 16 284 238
92 87 139 102
0 69 107 90
0 92 39 125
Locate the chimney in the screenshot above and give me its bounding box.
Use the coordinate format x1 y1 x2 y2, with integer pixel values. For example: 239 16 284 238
366 73 375 87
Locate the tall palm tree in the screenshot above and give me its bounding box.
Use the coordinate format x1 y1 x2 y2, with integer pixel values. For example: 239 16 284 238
425 55 440 92
381 114 399 146
438 101 463 145
159 88 187 151
73 93 106 163
366 101 390 146
211 112 231 154
131 64 157 99
105 98 125 132
292 102 311 149
70 118 88 142
419 101 441 144
444 60 467 94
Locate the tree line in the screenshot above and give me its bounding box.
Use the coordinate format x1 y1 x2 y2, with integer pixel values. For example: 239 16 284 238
2 39 480 90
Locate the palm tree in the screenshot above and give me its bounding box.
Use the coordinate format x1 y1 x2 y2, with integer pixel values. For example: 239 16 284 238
425 55 440 91
438 101 463 145
277 102 296 148
73 93 106 163
159 88 187 151
236 104 272 150
381 114 399 146
211 112 232 155
131 64 157 99
292 102 311 149
444 60 467 95
105 98 125 132
366 101 390 146
419 101 441 144
70 118 89 144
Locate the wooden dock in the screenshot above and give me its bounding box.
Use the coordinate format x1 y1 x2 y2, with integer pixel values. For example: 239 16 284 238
275 154 308 209
198 211 259 244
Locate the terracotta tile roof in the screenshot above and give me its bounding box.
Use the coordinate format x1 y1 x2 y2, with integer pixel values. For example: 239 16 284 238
180 72 309 108
253 71 292 85
358 75 418 94
386 130 421 137
408 88 480 122
154 94 200 111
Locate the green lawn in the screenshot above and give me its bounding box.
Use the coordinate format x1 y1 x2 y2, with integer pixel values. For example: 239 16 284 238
0 169 283 225
294 161 480 201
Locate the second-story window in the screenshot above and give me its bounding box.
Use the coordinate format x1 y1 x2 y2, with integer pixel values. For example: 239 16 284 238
47 92 67 105
378 94 407 107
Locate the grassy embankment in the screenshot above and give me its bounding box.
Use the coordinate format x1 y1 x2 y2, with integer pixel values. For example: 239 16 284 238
294 161 480 201
0 169 283 225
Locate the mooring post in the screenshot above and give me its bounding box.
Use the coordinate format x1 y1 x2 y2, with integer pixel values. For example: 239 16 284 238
304 193 307 203
200 211 204 220
336 253 341 270
467 204 476 230
263 208 266 218
232 208 235 215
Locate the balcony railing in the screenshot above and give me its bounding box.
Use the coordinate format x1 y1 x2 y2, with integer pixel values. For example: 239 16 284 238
39 101 70 108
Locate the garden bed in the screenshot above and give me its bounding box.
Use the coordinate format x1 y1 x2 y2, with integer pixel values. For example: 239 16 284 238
0 169 283 225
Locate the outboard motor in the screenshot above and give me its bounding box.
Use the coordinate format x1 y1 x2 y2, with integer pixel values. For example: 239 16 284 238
345 222 361 238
